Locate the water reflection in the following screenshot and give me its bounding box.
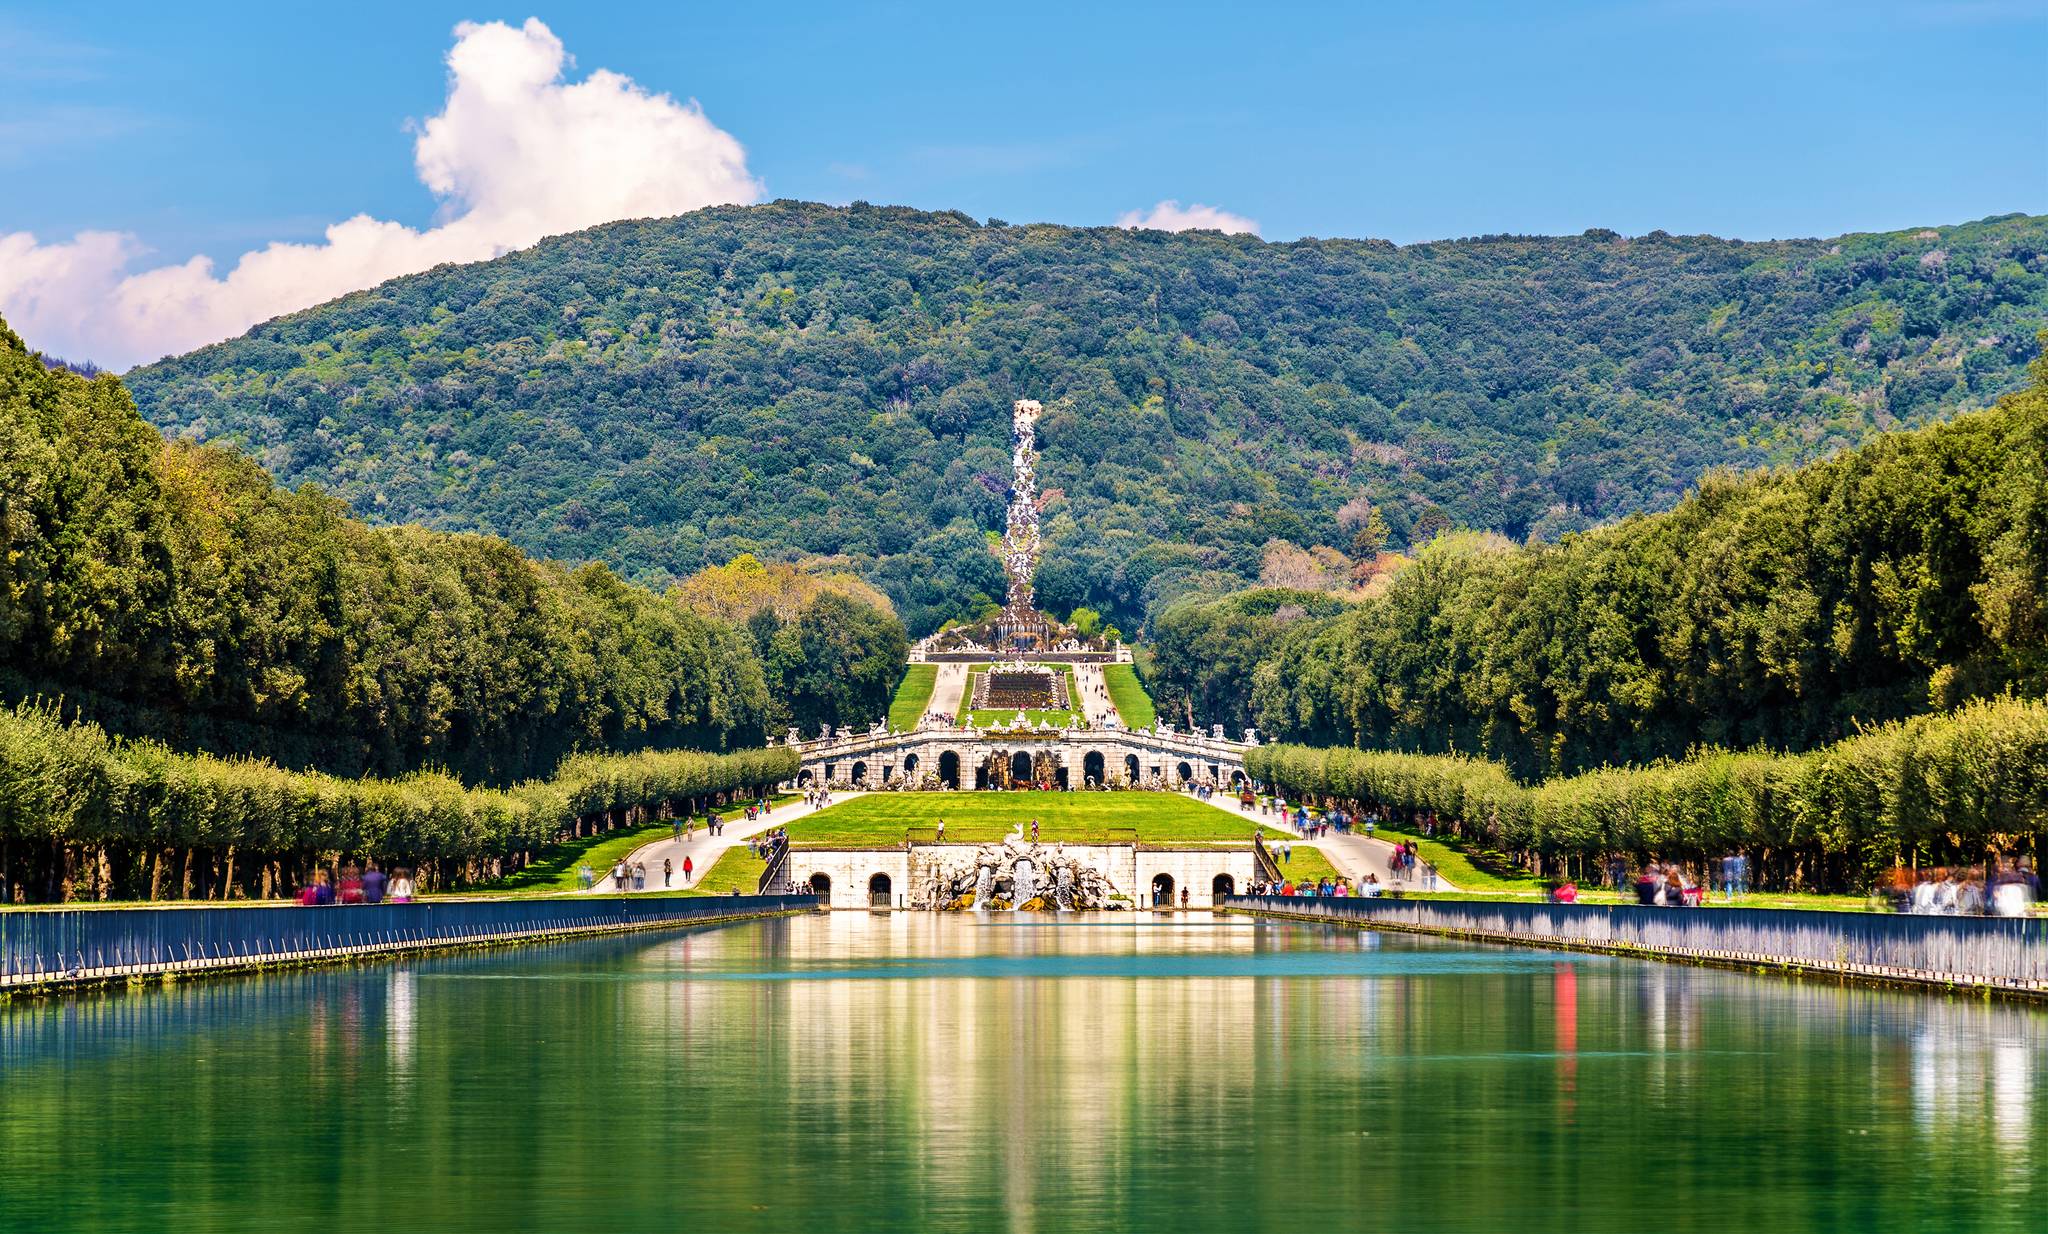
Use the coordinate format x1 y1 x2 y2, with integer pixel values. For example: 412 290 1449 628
0 915 2042 1233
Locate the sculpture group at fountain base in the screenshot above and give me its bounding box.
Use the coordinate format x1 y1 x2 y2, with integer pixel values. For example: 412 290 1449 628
914 838 1127 911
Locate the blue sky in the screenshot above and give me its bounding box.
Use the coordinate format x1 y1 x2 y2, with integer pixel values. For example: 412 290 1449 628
2 1 2044 365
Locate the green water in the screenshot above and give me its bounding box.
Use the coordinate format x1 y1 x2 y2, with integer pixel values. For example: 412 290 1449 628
2 914 2043 1232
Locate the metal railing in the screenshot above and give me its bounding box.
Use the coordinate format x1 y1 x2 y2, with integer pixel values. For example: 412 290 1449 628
1252 835 1283 882
756 835 791 895
1220 895 2048 992
0 894 816 990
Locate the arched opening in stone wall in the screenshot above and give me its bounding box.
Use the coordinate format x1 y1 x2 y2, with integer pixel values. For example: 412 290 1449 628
798 769 814 786
1151 873 1175 907
1125 754 1141 783
1176 761 1193 784
903 753 920 782
1212 873 1235 899
809 873 832 898
939 751 960 789
1011 751 1033 784
1083 751 1105 787
852 761 868 784
1230 769 1246 788
868 872 892 907
1054 766 1069 790
974 763 990 790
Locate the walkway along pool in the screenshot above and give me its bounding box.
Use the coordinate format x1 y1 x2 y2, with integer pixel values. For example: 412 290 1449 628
0 894 816 995
1 912 2042 1233
1221 894 2048 998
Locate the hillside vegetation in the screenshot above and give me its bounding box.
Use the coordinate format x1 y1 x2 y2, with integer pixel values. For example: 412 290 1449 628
125 202 2048 635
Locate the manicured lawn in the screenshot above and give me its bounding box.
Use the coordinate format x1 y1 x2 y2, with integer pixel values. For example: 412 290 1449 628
887 664 938 729
1355 824 1548 894
1101 664 1156 729
459 792 797 896
686 845 768 896
963 663 1081 727
785 792 1265 846
1269 844 1342 886
461 821 675 895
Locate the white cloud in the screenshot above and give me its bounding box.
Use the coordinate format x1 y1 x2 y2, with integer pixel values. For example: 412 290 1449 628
1116 200 1261 237
0 18 761 369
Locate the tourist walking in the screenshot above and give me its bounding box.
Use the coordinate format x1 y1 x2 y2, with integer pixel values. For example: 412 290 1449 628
936 817 946 841
361 862 386 905
683 854 695 885
388 868 416 903
663 858 673 888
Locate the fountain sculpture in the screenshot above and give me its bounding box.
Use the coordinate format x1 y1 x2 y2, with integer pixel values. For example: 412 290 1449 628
914 839 1125 911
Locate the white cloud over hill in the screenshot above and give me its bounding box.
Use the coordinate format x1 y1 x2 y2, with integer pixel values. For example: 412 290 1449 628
0 18 761 370
1116 200 1260 236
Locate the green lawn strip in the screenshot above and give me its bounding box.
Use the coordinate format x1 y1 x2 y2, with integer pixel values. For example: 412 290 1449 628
887 664 939 729
455 821 675 895
457 791 798 895
963 663 1082 727
682 845 769 897
1100 664 1156 729
1357 824 1549 894
1268 844 1342 886
784 792 1264 847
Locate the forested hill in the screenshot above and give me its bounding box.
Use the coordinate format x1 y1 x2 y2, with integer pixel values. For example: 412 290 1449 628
126 202 2048 635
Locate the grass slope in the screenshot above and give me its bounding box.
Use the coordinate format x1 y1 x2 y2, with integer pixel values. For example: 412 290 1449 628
1102 664 1156 729
689 845 768 896
786 792 1263 846
1270 845 1342 886
888 664 938 729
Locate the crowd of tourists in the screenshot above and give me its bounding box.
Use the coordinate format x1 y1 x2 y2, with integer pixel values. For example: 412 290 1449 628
1248 875 1388 898
1884 862 2039 916
297 862 416 905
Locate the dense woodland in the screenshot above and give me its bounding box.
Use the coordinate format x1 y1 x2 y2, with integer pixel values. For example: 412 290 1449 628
1146 346 2048 778
0 318 902 790
126 202 2047 636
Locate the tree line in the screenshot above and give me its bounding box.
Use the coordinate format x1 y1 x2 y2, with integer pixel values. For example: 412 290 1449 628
1249 694 2046 893
1153 342 2048 778
0 703 796 903
1 317 903 785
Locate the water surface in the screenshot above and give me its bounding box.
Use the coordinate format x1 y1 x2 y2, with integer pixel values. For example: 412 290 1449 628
2 913 2042 1232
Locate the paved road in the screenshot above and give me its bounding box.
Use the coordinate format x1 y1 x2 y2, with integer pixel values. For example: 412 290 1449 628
1190 791 1460 892
1072 662 1121 727
925 662 968 723
582 791 871 894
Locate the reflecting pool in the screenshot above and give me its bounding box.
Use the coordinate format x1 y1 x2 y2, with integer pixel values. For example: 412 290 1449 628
2 913 2043 1232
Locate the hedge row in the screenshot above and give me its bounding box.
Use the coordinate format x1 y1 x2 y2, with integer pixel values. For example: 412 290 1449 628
1249 696 2048 876
0 704 797 889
